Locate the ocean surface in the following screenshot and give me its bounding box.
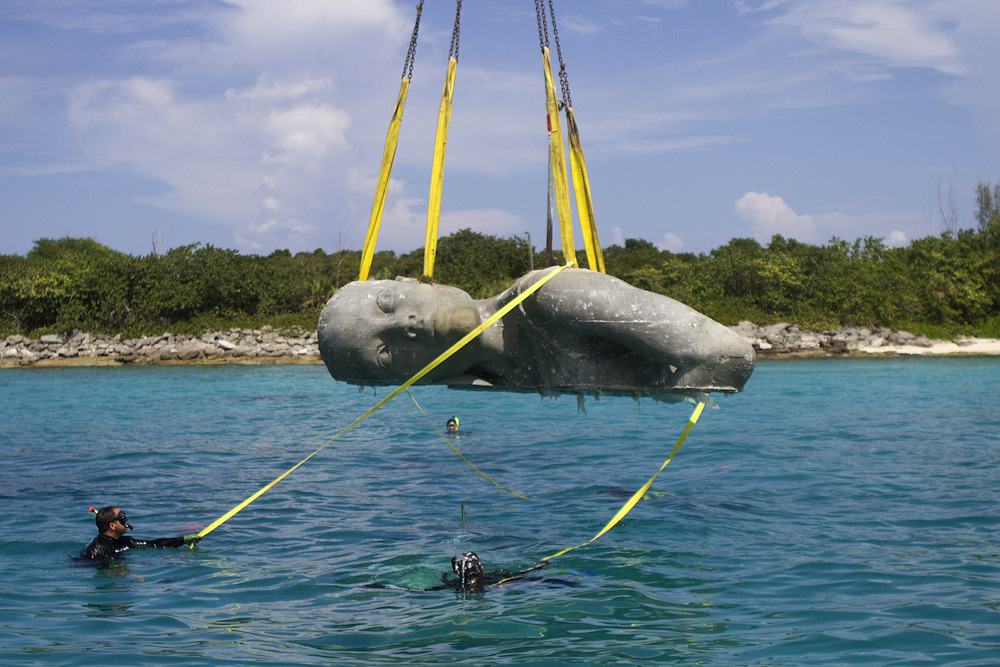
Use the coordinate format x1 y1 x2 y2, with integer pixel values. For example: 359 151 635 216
1 357 999 666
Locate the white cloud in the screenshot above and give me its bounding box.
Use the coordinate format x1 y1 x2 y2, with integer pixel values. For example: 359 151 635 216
611 226 626 246
888 230 909 245
60 0 412 252
9 0 999 258
266 104 351 161
560 14 604 36
657 232 684 252
735 194 931 245
68 74 356 245
220 0 409 73
735 191 818 240
54 1 564 253
766 1 964 75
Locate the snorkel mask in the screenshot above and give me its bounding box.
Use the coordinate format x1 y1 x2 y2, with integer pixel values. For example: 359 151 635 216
452 551 484 589
90 506 133 531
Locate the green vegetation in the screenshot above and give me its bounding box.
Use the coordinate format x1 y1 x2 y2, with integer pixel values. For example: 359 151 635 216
3 182 999 339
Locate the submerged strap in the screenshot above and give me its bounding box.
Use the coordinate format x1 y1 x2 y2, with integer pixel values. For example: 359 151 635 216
406 390 528 500
541 400 705 561
197 263 570 539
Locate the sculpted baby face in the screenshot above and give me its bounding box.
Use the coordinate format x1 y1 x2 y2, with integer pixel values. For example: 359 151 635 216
318 278 482 385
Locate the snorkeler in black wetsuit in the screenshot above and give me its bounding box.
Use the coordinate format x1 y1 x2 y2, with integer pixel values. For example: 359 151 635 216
80 506 201 560
367 551 556 593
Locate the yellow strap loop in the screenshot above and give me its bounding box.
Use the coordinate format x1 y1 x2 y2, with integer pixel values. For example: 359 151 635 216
423 57 457 281
565 106 605 273
406 390 528 500
197 264 571 539
542 47 577 267
540 400 705 562
359 77 410 281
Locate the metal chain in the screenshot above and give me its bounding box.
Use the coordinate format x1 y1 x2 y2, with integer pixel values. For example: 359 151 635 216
449 0 463 61
402 0 424 80
547 0 572 108
535 0 550 51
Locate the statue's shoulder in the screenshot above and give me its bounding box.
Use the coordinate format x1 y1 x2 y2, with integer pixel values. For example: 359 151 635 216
514 267 626 291
510 269 635 307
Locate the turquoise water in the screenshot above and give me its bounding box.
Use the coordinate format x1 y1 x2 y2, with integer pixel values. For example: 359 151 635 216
2 358 999 666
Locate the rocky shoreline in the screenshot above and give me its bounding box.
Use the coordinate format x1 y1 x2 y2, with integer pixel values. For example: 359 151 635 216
0 327 321 367
732 321 936 355
1 323 997 369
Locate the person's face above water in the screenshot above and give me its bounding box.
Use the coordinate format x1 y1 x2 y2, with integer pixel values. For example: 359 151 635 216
108 507 128 536
318 279 482 384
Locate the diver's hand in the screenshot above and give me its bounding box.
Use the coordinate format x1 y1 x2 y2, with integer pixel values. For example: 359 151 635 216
183 533 202 545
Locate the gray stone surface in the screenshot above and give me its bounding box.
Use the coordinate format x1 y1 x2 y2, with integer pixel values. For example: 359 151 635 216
317 268 757 397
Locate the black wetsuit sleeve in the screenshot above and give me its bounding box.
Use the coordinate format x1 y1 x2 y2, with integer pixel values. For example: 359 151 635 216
80 534 186 558
129 536 186 549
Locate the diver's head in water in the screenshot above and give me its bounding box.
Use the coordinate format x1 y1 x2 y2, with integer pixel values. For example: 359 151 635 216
446 416 459 434
95 506 132 536
452 551 484 590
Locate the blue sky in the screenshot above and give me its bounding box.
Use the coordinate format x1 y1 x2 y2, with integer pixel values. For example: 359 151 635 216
3 0 998 258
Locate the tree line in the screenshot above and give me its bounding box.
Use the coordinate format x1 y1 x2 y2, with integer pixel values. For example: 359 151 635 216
3 183 999 339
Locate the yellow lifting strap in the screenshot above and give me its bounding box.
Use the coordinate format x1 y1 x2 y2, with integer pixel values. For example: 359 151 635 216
542 46 577 268
541 400 705 562
566 106 605 273
195 263 570 541
358 1 423 281
359 77 410 282
423 56 457 281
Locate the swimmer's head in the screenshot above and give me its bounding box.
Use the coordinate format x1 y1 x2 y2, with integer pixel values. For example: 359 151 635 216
94 505 132 533
452 551 483 585
446 416 459 433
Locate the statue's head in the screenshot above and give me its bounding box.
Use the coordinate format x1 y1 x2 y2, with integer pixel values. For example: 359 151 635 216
318 278 482 385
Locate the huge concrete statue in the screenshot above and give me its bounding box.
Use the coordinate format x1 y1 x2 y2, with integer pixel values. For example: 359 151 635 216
317 267 755 398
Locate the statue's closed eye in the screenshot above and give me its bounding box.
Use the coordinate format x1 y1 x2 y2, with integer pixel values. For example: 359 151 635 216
377 290 394 314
